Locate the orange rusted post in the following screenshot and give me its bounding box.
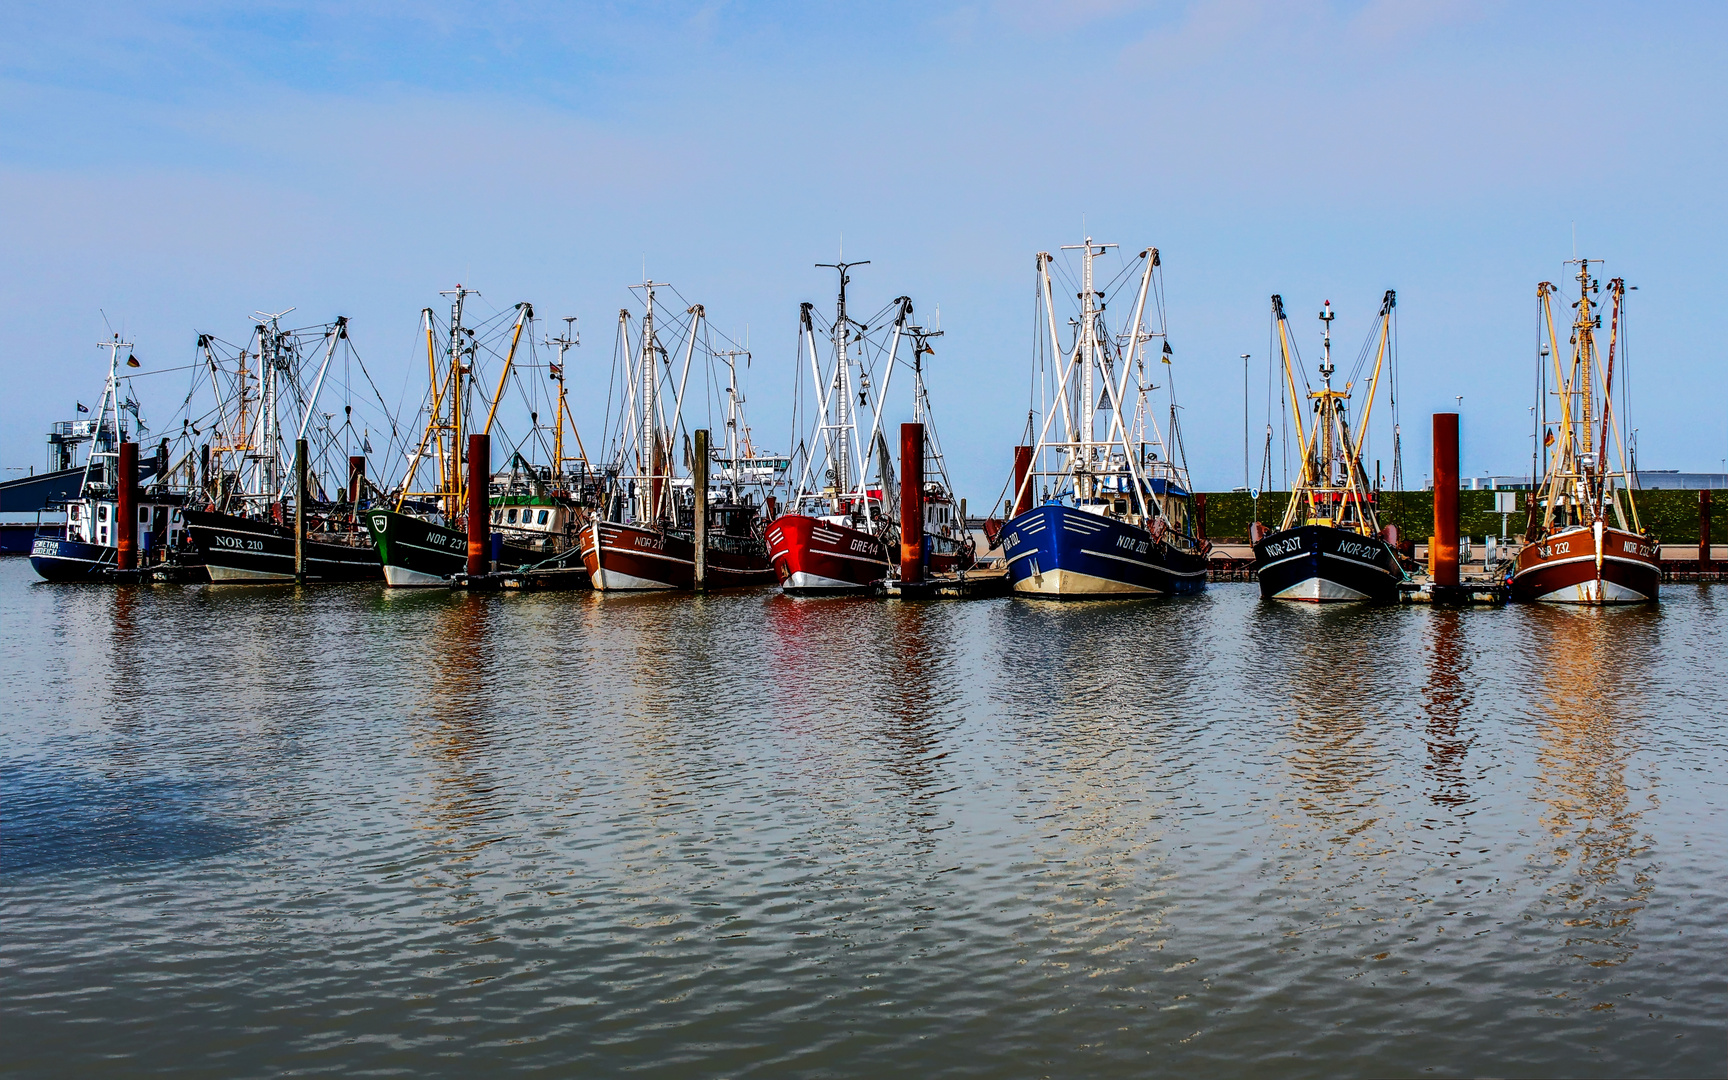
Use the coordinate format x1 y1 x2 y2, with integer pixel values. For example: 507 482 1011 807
466 433 489 578
1011 445 1034 518
116 441 138 571
900 423 925 585
1432 413 1460 588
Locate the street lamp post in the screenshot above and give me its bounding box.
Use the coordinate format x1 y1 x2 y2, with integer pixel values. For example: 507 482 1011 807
1242 353 1251 492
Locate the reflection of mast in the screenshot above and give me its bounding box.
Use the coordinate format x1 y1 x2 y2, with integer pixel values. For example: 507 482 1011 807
415 595 502 881
1530 607 1657 967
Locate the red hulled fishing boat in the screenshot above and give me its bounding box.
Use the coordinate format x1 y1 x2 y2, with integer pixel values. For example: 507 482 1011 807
1510 260 1658 604
765 262 971 594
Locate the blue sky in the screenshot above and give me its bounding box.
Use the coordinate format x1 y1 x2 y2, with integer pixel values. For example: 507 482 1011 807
4 1 1725 498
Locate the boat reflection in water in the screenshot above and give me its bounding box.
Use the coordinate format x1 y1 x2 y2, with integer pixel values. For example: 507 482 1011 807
1527 605 1661 971
410 594 506 912
1262 603 1399 861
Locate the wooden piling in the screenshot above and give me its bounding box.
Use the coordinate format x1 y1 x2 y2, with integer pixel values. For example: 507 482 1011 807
116 441 138 571
693 428 709 592
1432 413 1460 588
199 443 211 508
294 437 309 582
1702 490 1715 571
900 423 925 585
348 455 366 506
467 433 489 578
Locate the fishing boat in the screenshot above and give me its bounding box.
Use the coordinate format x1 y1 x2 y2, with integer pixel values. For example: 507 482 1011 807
362 287 593 586
1251 293 1406 602
580 280 777 590
997 239 1208 597
30 337 195 581
180 311 384 582
765 263 972 593
1510 261 1658 604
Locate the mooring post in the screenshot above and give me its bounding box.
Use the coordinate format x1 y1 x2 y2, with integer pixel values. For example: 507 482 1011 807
116 441 138 571
467 432 489 579
1702 490 1714 571
693 428 709 592
900 423 925 586
294 437 309 582
199 443 212 508
1433 413 1460 588
1012 445 1034 518
348 455 366 507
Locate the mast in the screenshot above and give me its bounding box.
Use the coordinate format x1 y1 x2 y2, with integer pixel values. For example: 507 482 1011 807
1276 295 1391 535
445 286 470 520
1059 237 1116 501
716 348 749 501
639 282 658 523
549 316 580 478
83 335 129 496
814 260 867 513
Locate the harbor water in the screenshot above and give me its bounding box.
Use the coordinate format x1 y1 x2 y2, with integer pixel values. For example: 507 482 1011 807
2 558 1724 1077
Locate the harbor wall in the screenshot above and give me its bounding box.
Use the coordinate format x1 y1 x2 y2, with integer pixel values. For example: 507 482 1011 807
1198 489 1727 545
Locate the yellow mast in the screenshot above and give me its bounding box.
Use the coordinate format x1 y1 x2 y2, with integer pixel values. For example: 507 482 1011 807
1277 295 1392 536
480 303 531 438
397 286 473 519
546 317 591 480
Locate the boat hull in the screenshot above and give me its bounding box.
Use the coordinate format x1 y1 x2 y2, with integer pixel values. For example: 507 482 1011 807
1510 523 1658 604
1253 523 1403 603
184 509 381 583
999 504 1207 597
765 514 890 593
581 520 775 591
29 536 116 581
359 509 572 587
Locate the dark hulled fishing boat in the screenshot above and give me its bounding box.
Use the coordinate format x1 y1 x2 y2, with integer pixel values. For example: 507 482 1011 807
368 287 592 586
1510 262 1658 604
999 239 1207 597
178 312 387 583
30 337 197 581
580 279 776 591
1251 293 1405 603
186 508 380 582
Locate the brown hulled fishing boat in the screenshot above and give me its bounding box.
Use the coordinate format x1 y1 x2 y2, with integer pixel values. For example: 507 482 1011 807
1510 260 1658 604
579 279 778 591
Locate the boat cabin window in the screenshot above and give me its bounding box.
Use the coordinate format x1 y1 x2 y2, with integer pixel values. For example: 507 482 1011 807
537 510 549 525
507 508 518 523
140 506 150 522
70 505 80 521
98 504 109 522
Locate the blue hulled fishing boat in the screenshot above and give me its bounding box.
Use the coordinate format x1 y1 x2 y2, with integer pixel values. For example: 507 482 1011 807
30 336 194 581
1000 238 1208 597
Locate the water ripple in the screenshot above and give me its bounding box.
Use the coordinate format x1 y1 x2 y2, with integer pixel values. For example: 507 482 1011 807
2 564 1724 1077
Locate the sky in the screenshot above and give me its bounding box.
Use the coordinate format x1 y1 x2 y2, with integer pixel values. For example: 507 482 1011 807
3 0 1726 501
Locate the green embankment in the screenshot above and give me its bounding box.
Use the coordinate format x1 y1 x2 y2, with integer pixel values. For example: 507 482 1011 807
1196 489 1726 545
